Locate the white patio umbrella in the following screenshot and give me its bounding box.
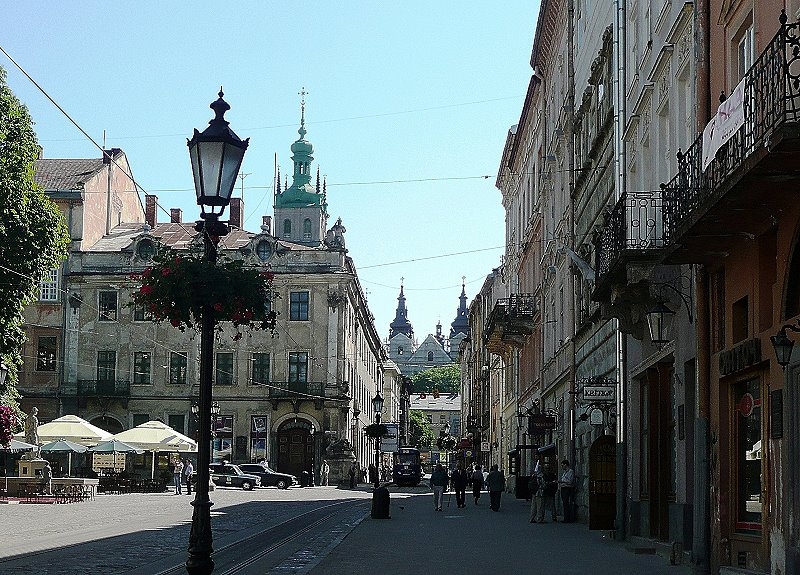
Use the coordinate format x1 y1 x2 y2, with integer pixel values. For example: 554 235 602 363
15 414 113 447
112 421 197 479
1 438 36 452
89 439 144 454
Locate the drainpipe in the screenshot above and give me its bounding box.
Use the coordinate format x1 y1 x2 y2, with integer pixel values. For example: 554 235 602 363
613 0 628 541
693 269 711 573
567 0 577 471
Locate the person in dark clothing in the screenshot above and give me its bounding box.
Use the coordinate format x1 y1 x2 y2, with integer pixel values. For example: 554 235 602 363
430 464 449 511
486 464 506 512
450 461 470 508
348 462 357 489
471 464 484 504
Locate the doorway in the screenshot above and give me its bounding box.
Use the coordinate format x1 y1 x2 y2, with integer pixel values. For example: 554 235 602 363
276 419 313 478
589 434 616 530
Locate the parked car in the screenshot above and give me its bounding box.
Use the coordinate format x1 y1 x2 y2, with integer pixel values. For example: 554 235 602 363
208 463 261 490
238 463 297 489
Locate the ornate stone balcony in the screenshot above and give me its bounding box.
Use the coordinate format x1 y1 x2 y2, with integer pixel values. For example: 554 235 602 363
268 381 325 411
484 294 538 353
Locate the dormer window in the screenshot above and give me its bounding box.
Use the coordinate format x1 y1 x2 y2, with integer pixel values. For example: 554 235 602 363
283 219 292 237
303 218 312 240
397 346 404 355
256 240 272 261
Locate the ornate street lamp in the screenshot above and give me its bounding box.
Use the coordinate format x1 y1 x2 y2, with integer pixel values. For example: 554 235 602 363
185 90 248 575
372 391 384 489
645 300 676 345
771 322 800 368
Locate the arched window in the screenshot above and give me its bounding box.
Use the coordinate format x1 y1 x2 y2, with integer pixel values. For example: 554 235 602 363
427 351 434 361
283 219 292 237
397 346 404 355
303 218 312 240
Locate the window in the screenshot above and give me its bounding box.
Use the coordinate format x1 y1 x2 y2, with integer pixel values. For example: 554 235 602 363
168 414 185 435
735 378 762 534
36 336 57 371
288 352 308 383
97 351 116 382
732 296 748 344
98 291 118 321
256 240 272 261
213 415 233 460
397 346 404 355
736 25 754 82
39 269 59 301
169 352 188 385
283 219 292 237
251 353 270 385
133 303 152 322
133 351 151 385
216 352 234 385
290 291 310 321
303 218 312 240
427 351 434 361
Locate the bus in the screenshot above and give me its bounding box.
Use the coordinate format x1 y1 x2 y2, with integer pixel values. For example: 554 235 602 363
392 447 422 486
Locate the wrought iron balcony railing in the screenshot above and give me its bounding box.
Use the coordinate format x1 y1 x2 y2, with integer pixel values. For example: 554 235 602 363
484 294 538 350
593 190 665 287
267 381 325 399
72 379 131 397
663 13 800 245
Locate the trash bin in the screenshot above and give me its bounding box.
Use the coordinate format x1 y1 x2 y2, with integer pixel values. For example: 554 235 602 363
371 486 390 519
300 470 309 487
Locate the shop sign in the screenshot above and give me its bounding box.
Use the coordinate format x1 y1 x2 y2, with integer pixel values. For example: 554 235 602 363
480 441 490 452
529 414 556 433
719 338 761 376
380 423 399 453
582 385 615 403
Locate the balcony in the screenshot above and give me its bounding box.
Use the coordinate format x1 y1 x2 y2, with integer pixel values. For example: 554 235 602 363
484 294 538 354
662 15 800 263
268 381 325 411
74 380 131 397
592 190 666 302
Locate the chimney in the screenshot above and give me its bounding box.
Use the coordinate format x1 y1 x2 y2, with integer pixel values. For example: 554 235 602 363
229 198 243 229
145 195 158 228
262 216 272 235
102 147 122 165
170 208 182 223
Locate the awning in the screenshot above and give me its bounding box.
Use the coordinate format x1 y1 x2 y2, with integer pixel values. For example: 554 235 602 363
15 414 113 446
537 443 556 453
111 420 197 453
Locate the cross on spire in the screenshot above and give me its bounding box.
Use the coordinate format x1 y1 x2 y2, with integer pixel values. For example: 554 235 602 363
299 87 308 129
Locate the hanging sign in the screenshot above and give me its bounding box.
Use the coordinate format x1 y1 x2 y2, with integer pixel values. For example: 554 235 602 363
581 385 616 403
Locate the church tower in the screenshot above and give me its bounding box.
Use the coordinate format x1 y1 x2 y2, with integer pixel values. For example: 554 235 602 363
387 282 415 368
274 88 328 246
448 279 470 360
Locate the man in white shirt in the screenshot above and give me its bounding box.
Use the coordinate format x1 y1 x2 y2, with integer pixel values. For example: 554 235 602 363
558 459 576 522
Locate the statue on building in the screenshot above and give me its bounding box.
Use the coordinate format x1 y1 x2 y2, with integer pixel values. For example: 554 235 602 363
324 218 346 250
23 407 41 460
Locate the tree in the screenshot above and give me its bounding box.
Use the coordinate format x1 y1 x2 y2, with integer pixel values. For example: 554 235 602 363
0 66 70 406
409 409 435 450
411 364 461 395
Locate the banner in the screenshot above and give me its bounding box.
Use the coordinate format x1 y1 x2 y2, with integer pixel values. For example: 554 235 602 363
702 77 746 170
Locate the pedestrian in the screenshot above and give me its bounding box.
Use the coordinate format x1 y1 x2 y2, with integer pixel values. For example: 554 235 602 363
529 459 544 523
184 459 194 495
537 464 558 522
430 463 449 511
320 459 330 486
450 461 469 508
173 458 183 495
41 461 52 495
368 463 377 485
348 461 357 489
471 464 484 504
559 459 576 522
486 464 506 511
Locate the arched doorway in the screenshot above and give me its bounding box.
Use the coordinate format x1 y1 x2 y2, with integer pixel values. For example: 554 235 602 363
90 415 123 434
276 419 313 478
589 434 616 530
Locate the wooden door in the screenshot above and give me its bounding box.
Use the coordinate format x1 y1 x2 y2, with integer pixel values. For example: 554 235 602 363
589 434 616 530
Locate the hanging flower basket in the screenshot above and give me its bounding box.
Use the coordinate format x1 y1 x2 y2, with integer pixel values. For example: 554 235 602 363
130 247 278 335
364 423 388 439
0 405 19 448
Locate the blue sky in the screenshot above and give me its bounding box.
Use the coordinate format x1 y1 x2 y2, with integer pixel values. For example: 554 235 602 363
3 2 537 343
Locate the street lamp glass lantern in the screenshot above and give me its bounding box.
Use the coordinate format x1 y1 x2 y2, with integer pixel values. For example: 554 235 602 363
372 391 384 415
771 329 795 367
187 89 249 219
646 301 676 345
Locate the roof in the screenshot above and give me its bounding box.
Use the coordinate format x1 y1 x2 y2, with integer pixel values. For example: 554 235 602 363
34 158 106 190
410 393 461 411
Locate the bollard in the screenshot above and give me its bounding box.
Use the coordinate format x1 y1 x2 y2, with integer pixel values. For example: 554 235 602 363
300 470 309 487
371 486 391 519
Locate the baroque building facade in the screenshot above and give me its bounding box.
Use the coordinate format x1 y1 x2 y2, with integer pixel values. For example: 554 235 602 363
21 117 392 485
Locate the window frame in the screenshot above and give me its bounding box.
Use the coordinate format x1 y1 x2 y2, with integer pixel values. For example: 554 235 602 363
98 291 118 322
289 291 310 321
288 351 309 383
215 352 234 386
169 352 188 385
251 353 270 385
39 268 60 302
97 350 117 383
133 351 152 385
36 336 57 372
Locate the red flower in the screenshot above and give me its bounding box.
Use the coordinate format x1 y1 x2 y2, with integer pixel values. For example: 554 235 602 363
170 318 181 327
161 268 171 276
140 285 153 295
142 268 152 278
213 303 224 312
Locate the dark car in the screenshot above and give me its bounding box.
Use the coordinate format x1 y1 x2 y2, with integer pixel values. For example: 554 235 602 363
209 463 261 490
238 463 297 489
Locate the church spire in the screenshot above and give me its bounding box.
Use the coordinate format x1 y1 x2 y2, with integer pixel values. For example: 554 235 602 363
449 277 470 337
389 279 414 338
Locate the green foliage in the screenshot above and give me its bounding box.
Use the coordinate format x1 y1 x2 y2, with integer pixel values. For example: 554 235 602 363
363 423 388 438
409 409 435 450
0 66 70 402
411 364 461 395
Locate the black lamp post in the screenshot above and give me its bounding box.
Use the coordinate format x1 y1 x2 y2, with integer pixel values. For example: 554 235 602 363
185 90 248 575
372 391 384 489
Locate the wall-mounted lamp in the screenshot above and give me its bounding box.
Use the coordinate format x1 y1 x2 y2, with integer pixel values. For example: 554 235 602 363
646 278 694 345
771 320 800 368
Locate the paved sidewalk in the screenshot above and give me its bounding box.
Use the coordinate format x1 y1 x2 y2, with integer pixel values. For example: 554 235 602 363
307 488 692 575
